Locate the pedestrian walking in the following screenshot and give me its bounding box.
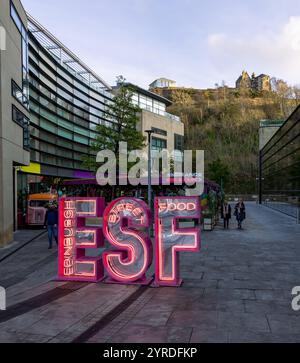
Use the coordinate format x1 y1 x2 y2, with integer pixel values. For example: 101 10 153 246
234 199 246 229
221 201 232 229
44 201 58 249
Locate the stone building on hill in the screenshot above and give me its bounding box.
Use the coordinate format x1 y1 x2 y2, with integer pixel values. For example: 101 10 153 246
236 71 252 89
236 71 271 92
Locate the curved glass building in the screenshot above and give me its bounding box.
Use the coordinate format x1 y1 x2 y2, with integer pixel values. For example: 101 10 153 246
25 15 114 179
1 1 183 244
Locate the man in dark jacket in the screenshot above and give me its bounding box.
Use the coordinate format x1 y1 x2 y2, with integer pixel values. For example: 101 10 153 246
44 202 58 249
221 201 232 229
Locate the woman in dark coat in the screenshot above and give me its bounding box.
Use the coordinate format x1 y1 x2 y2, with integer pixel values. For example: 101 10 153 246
234 200 246 229
221 201 232 229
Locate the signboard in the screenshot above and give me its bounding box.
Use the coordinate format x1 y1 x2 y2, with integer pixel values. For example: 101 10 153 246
58 197 201 286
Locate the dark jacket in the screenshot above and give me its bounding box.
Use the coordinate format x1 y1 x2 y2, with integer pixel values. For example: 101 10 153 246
234 203 246 221
221 204 232 219
44 209 58 226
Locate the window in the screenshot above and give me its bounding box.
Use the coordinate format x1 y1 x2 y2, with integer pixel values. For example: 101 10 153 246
12 105 30 150
40 108 57 123
11 1 29 109
40 75 56 92
10 2 22 32
40 118 57 133
152 137 167 152
58 128 72 140
41 154 56 165
74 134 89 145
174 134 184 152
12 80 29 108
30 99 40 114
146 97 153 107
39 85 52 100
40 62 56 81
74 126 90 137
74 89 89 103
58 118 73 131
30 113 39 126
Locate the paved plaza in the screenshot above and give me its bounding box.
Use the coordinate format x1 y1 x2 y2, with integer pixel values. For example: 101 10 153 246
0 203 300 343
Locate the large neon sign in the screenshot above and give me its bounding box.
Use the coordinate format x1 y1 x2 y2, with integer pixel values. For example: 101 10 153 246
58 197 201 286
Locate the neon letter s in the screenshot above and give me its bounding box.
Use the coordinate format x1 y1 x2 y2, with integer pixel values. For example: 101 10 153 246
103 198 153 284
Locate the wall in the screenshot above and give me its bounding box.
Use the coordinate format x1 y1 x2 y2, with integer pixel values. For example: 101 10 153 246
138 109 184 155
0 0 30 246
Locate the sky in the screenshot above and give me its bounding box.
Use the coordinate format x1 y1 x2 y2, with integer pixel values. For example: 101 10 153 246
22 0 300 89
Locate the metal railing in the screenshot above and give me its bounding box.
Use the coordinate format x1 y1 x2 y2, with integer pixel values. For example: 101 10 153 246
142 105 181 122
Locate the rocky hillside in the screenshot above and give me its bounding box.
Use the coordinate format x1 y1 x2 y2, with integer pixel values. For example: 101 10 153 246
154 86 300 193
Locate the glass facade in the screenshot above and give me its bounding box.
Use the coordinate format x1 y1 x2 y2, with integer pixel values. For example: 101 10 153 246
12 105 30 150
131 91 181 122
132 92 166 115
10 1 29 109
27 31 115 177
261 106 300 218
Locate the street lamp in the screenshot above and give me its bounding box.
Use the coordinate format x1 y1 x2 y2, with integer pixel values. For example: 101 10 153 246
145 130 154 211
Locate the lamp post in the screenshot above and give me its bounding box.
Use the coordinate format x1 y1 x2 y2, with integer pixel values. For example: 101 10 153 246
145 130 154 211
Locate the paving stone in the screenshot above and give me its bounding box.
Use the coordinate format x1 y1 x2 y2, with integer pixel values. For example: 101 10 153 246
21 316 80 336
218 312 270 333
254 289 292 302
107 325 192 344
0 311 43 332
267 314 300 335
228 331 300 343
190 328 229 343
244 300 293 315
129 309 173 327
168 310 218 329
